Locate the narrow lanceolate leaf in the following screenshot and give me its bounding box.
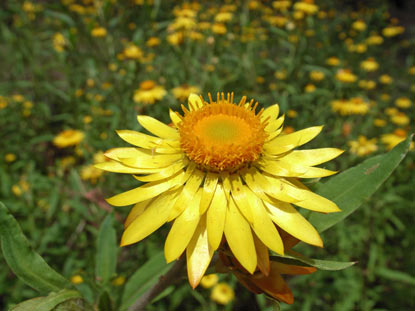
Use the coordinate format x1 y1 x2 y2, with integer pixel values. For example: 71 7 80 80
95 214 118 284
0 202 71 294
270 252 355 271
10 289 84 311
309 135 413 233
120 251 173 311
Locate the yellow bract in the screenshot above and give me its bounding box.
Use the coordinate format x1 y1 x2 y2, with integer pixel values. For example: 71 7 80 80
97 92 342 287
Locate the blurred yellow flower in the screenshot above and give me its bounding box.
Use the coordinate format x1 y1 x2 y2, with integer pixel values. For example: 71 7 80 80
146 37 161 47
360 58 379 72
409 66 415 75
366 35 384 45
91 26 107 37
382 26 404 37
358 80 376 90
123 44 143 60
352 20 366 31
272 0 291 11
5 153 16 162
331 98 369 115
112 276 126 286
304 83 316 93
381 129 410 150
274 70 287 80
53 129 85 148
348 136 378 156
133 80 166 105
336 69 357 83
374 119 387 127
309 71 325 82
293 1 318 15
287 109 297 118
212 23 227 35
394 97 412 109
215 12 233 23
172 85 201 101
53 33 67 52
70 275 84 284
210 283 235 305
390 112 410 126
326 56 340 66
379 74 392 85
200 274 219 288
96 93 342 288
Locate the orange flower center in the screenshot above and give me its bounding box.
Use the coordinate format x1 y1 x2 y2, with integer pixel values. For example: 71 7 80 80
178 93 268 172
140 80 156 90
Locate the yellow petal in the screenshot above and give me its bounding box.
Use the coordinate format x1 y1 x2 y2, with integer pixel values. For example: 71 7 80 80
107 170 185 206
265 115 285 134
264 201 323 247
200 172 219 215
137 115 179 139
230 175 253 223
116 130 162 149
164 190 202 263
253 233 270 276
186 215 214 288
121 190 179 246
244 187 284 255
261 104 279 124
206 183 227 250
134 160 188 182
224 198 257 274
188 93 203 110
220 172 232 201
120 153 184 169
94 161 160 174
124 199 152 228
281 148 344 167
257 159 307 177
264 126 323 154
299 167 338 178
264 176 340 213
104 147 144 161
169 109 182 127
168 169 205 221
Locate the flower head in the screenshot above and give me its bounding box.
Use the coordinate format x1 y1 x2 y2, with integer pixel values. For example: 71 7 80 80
97 93 342 288
133 80 166 105
53 129 85 148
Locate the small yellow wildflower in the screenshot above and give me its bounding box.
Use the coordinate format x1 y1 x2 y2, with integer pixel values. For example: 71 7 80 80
305 84 316 93
352 20 366 31
379 74 393 85
390 112 410 126
326 57 340 66
5 153 17 162
366 35 383 45
123 44 143 60
53 33 67 52
146 37 161 47
172 85 201 101
360 58 379 72
336 69 357 83
91 27 107 37
348 136 378 156
53 129 85 148
200 274 219 288
309 71 325 82
287 109 298 118
382 26 404 37
70 275 84 285
373 119 387 127
212 23 227 35
211 283 235 305
381 129 409 150
394 97 412 109
133 80 166 105
293 1 318 14
112 276 126 286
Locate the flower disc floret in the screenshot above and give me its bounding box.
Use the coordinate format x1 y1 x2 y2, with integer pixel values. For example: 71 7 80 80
178 94 268 172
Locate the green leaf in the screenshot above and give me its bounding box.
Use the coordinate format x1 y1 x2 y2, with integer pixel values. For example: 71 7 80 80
270 251 355 271
120 251 173 310
95 214 118 284
309 135 413 233
0 202 71 294
10 289 82 311
376 268 415 285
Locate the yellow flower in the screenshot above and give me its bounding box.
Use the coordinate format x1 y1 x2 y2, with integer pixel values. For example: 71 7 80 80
133 80 166 105
390 112 410 126
123 44 143 60
331 98 370 115
394 97 412 109
304 84 316 93
360 58 379 72
70 275 84 284
373 119 387 127
200 274 219 288
215 12 233 23
409 66 415 75
112 276 126 286
379 74 393 85
53 129 85 148
352 20 366 31
96 93 342 287
53 33 67 52
366 35 384 45
287 109 297 118
272 0 292 11
358 80 376 90
326 57 340 66
0 96 8 109
274 70 287 80
172 85 201 101
309 71 325 82
382 26 404 37
293 1 318 15
91 27 107 37
146 37 161 47
381 129 410 150
5 153 17 162
210 283 235 305
212 23 227 35
348 136 378 156
336 69 357 83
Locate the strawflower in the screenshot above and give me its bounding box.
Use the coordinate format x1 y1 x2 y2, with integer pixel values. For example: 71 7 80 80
210 283 235 305
97 93 342 288
53 129 85 148
133 80 166 105
348 136 378 156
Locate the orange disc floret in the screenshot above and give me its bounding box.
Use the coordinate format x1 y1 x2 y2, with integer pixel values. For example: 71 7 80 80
178 93 268 172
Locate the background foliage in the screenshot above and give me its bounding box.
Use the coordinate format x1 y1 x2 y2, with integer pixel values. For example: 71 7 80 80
0 0 414 310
